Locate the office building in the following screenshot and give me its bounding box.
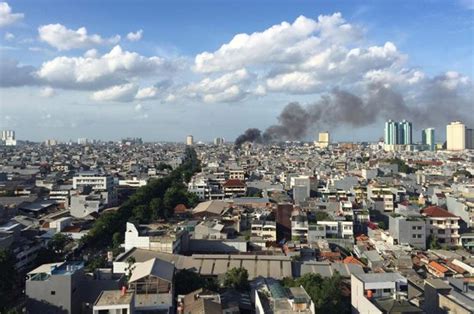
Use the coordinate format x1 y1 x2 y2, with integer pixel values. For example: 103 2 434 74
447 121 466 151
186 135 194 146
422 128 435 151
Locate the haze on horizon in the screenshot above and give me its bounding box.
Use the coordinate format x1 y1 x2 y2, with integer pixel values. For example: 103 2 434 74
0 0 473 143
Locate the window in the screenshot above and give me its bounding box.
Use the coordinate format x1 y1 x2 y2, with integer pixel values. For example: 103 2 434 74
438 229 445 235
383 288 392 293
412 226 417 230
51 291 56 295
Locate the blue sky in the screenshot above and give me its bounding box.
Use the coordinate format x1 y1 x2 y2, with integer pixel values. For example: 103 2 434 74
0 0 473 142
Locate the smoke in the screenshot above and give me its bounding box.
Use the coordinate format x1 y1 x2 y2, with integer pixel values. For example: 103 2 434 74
234 81 472 146
234 128 263 147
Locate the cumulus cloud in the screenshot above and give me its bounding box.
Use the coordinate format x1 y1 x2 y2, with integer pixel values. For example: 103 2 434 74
184 68 252 103
4 31 14 40
194 13 360 73
37 45 171 89
0 2 24 27
127 29 143 41
92 83 138 102
135 86 158 100
38 24 120 50
39 86 56 98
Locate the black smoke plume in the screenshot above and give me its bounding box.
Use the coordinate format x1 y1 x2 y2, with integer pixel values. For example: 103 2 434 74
234 82 472 146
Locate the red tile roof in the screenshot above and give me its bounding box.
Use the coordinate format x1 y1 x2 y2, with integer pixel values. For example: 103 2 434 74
422 206 458 218
223 179 246 188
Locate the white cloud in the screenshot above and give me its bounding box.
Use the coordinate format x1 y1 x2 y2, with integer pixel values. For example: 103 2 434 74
135 86 158 100
39 86 56 98
0 2 24 27
127 29 143 42
266 71 321 94
4 31 14 40
165 94 176 102
184 68 251 103
38 24 120 50
92 83 138 102
84 48 98 58
202 85 246 103
194 13 360 73
37 45 170 89
434 71 470 90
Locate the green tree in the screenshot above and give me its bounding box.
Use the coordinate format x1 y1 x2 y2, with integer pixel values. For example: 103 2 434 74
282 272 349 313
427 235 441 249
49 233 72 255
223 267 249 291
0 249 18 311
86 255 107 272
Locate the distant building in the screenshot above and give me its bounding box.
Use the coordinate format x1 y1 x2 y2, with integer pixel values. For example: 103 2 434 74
186 135 194 146
44 139 58 146
466 128 474 149
422 128 435 151
316 131 330 148
1 129 16 146
447 121 466 151
384 120 412 150
214 137 225 145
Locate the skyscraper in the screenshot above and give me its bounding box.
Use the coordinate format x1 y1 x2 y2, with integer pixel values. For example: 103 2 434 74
447 121 466 151
422 128 435 151
399 120 412 145
384 120 398 145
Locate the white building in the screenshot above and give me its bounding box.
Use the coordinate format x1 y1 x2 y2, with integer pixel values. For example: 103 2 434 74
351 273 411 314
447 121 466 151
186 135 194 146
315 131 330 148
1 129 16 146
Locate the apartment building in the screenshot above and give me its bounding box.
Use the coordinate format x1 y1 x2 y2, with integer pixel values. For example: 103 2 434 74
422 206 461 246
389 214 426 249
251 220 277 241
124 222 189 254
291 209 309 242
351 273 422 314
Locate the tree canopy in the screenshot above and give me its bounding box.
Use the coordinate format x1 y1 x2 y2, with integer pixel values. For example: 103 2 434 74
223 267 250 291
282 273 350 313
81 147 201 249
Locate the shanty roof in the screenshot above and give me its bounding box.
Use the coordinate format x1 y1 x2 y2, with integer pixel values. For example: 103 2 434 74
129 258 174 283
192 200 228 216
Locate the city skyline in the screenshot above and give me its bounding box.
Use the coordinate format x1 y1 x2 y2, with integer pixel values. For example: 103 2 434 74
1 0 473 142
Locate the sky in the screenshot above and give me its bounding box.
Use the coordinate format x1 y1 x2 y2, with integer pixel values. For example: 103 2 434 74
0 0 473 143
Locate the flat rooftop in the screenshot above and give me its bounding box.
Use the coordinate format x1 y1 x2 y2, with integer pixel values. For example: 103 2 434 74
95 290 134 306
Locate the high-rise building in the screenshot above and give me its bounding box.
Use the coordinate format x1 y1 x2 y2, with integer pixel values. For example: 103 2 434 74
213 137 225 145
384 120 398 145
384 120 412 149
186 135 194 146
422 128 435 151
466 128 474 149
1 130 16 146
399 120 412 145
316 131 330 148
447 121 466 151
